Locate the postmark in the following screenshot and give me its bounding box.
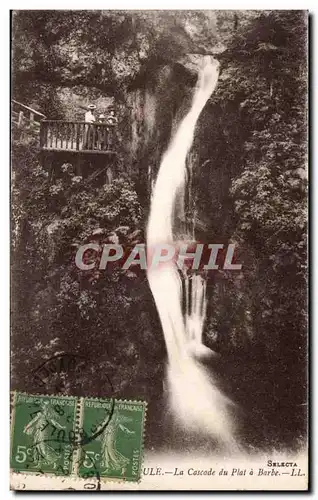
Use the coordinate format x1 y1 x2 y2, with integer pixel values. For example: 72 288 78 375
10 392 147 483
31 351 140 398
31 353 88 393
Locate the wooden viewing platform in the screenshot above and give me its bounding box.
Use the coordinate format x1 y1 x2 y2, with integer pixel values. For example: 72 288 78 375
40 120 117 155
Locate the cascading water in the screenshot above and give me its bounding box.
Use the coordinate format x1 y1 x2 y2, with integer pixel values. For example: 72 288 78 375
147 56 237 449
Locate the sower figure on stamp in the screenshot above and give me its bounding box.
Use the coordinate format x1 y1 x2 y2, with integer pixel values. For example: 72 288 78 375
23 401 66 468
98 412 135 475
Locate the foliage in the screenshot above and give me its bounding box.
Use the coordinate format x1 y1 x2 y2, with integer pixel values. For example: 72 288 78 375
193 11 307 447
11 150 165 400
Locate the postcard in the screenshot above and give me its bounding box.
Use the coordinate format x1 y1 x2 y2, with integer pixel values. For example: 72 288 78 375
11 10 308 490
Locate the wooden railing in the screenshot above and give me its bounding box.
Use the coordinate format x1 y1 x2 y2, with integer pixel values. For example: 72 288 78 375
40 121 117 153
11 99 46 137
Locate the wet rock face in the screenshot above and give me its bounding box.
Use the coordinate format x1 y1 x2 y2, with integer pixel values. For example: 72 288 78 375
125 64 194 195
150 11 219 59
123 26 213 194
123 10 261 199
136 11 231 63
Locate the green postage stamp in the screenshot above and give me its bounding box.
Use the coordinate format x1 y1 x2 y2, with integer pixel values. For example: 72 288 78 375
10 392 146 483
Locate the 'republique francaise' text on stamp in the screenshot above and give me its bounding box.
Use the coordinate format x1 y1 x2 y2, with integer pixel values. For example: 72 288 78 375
78 399 146 482
10 392 146 482
10 392 77 476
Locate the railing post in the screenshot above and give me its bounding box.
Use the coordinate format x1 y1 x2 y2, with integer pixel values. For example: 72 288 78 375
50 122 53 148
88 124 93 150
55 123 58 148
18 111 24 129
76 124 80 151
65 123 68 150
70 123 74 150
40 122 45 148
104 126 108 150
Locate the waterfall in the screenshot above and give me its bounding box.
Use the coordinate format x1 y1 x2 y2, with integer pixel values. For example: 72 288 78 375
146 56 237 449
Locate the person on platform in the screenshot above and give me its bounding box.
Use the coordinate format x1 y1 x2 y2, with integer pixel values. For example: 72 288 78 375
85 104 96 123
105 107 118 126
84 104 96 149
105 106 118 149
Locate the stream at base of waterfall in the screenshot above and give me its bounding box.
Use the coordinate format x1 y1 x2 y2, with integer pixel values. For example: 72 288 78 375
146 56 238 451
